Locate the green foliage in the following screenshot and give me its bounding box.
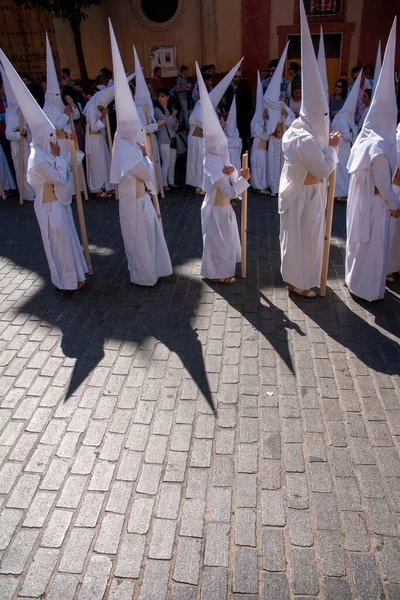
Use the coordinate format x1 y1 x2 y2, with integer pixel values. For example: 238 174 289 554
13 0 101 27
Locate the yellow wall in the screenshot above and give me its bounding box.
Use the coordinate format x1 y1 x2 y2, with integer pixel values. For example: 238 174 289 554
345 0 364 79
270 0 295 63
215 0 242 71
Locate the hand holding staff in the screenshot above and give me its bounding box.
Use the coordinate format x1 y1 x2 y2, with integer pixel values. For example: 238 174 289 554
68 133 93 275
145 104 165 199
241 152 249 278
143 132 164 233
19 111 24 205
319 135 340 296
105 112 119 200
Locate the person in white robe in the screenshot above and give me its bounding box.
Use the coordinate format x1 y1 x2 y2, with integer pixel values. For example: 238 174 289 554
345 18 400 302
224 95 242 174
264 42 295 196
196 62 250 283
387 123 400 280
1 65 35 200
0 144 16 194
279 0 340 298
250 72 269 194
0 47 88 291
43 33 84 197
109 20 172 286
332 70 362 201
186 59 243 195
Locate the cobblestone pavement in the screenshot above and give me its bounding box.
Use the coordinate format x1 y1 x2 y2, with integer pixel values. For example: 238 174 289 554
0 189 400 600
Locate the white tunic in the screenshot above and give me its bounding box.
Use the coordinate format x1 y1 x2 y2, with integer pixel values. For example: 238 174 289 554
186 105 204 189
138 108 161 193
84 105 113 193
227 134 242 175
201 172 249 279
279 136 338 290
266 114 295 194
6 126 35 200
345 154 398 301
28 152 88 290
0 143 16 191
387 130 400 274
250 123 268 191
119 157 172 286
332 116 353 198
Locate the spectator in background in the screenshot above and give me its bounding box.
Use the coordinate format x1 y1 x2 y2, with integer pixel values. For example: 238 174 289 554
20 73 44 107
176 65 191 128
287 61 301 98
347 66 372 124
357 88 372 133
192 65 212 104
224 68 243 108
100 67 113 87
154 88 179 192
288 82 302 118
61 68 75 87
236 76 253 153
262 59 290 102
329 78 348 120
150 66 163 92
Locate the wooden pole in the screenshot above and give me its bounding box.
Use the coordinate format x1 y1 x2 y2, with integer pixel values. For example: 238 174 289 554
319 148 338 297
19 111 24 205
68 135 93 275
143 131 164 233
68 115 88 201
241 152 249 278
145 104 165 199
105 113 118 200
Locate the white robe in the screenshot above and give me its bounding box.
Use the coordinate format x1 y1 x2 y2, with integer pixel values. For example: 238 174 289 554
6 125 35 200
345 154 398 301
138 108 161 193
84 105 113 193
333 118 353 197
201 172 249 279
250 123 268 191
266 113 295 194
186 106 204 189
387 131 400 274
119 157 172 286
227 134 242 175
279 136 338 290
28 152 88 290
0 143 16 192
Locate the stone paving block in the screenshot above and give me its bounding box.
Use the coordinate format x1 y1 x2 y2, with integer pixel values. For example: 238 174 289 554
366 497 398 535
0 576 19 600
262 527 286 572
114 533 146 578
204 523 230 567
286 473 309 509
57 475 86 508
77 554 112 600
290 547 319 596
376 537 400 584
116 450 141 481
287 507 313 547
108 579 136 600
200 567 227 600
262 572 290 600
41 509 73 548
156 483 181 519
94 512 125 554
136 463 163 495
350 553 385 600
180 498 205 538
0 528 38 574
0 462 22 494
316 530 346 576
232 548 259 594
235 508 256 547
56 432 80 458
148 518 176 559
6 473 40 509
128 496 154 534
19 547 59 597
59 528 95 573
75 492 104 527
88 462 115 491
138 559 170 600
173 536 202 584
106 481 133 514
40 457 70 490
8 432 37 462
236 473 257 507
262 489 285 526
46 573 79 600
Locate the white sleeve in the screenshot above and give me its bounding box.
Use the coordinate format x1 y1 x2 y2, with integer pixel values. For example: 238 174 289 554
372 154 399 211
145 122 158 134
54 113 70 131
6 129 21 142
297 138 338 180
32 157 69 185
129 156 154 181
216 173 249 199
71 105 80 120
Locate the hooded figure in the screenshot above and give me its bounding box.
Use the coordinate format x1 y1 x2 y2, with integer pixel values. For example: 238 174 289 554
332 70 362 200
250 71 269 193
0 65 22 196
387 123 400 279
186 58 243 194
224 95 242 174
109 20 172 286
264 42 295 195
197 62 250 283
278 0 339 298
357 41 381 135
317 27 329 100
345 18 399 301
0 48 87 291
43 33 84 196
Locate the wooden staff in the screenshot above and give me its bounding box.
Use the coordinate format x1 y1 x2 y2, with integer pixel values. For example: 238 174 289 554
19 111 24 205
143 131 164 233
241 152 249 278
68 134 93 275
105 112 119 200
319 148 339 297
145 104 165 199
68 115 88 200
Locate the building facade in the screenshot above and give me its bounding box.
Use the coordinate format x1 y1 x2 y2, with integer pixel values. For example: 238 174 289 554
0 0 398 94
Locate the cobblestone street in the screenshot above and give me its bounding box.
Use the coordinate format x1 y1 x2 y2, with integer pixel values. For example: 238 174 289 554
0 189 400 599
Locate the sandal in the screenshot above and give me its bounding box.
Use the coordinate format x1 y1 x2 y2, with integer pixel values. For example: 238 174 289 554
386 273 395 283
195 188 203 195
259 189 270 195
287 283 316 298
210 277 236 284
77 281 86 289
96 191 113 199
335 197 347 203
164 187 172 192
169 184 180 189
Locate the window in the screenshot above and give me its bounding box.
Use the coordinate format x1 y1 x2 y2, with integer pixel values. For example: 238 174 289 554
140 0 179 23
304 0 341 17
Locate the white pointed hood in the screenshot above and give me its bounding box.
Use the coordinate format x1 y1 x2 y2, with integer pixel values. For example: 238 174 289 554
108 20 144 185
332 69 362 142
0 48 55 158
82 72 134 118
224 94 239 139
43 32 65 124
133 45 154 120
209 57 243 109
299 0 329 147
197 62 231 192
250 71 265 137
372 40 382 95
0 63 21 132
348 17 397 175
317 26 329 98
264 41 290 135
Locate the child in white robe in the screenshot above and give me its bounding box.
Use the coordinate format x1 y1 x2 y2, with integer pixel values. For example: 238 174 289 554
109 20 172 286
250 72 268 194
196 62 250 284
